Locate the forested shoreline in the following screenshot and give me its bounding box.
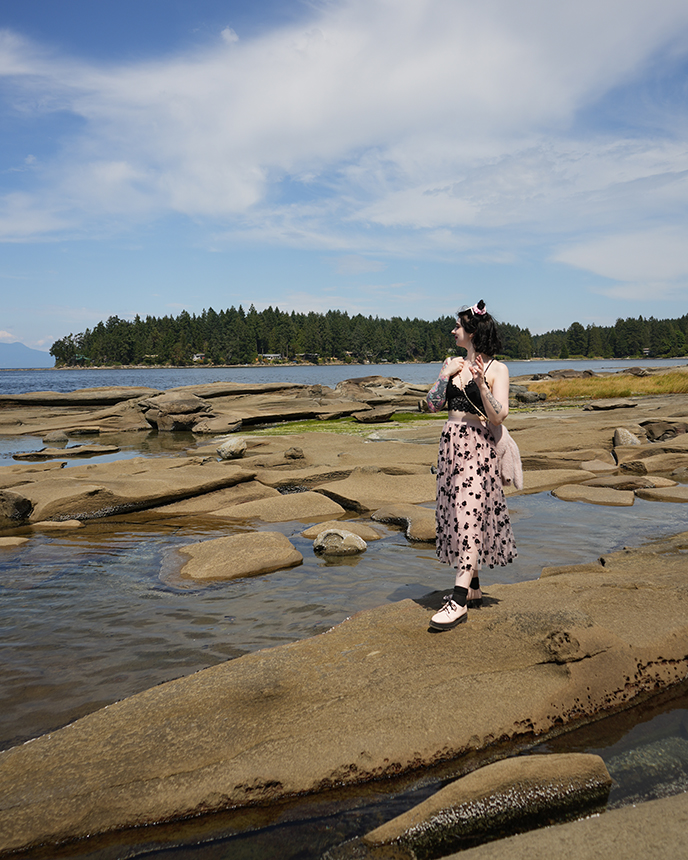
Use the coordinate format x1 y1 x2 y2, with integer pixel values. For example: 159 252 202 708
49 305 688 366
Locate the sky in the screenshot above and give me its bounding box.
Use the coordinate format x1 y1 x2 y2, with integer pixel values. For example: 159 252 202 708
2 0 688 353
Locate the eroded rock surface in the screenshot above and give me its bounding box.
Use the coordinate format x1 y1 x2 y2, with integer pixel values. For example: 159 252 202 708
1 534 687 853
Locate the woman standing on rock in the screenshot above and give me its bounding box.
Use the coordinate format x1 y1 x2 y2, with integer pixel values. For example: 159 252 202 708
426 300 517 630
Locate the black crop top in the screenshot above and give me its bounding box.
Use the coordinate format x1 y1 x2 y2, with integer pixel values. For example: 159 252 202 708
446 359 494 415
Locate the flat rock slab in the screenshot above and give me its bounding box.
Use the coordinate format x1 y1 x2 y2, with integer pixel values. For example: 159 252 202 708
178 532 303 581
584 399 638 410
552 484 635 506
0 537 29 548
582 475 677 490
2 540 687 853
450 787 688 860
504 469 596 496
301 520 383 541
13 444 120 461
362 753 611 854
635 485 688 503
316 469 436 512
371 503 436 541
0 458 257 522
208 490 346 522
150 481 281 516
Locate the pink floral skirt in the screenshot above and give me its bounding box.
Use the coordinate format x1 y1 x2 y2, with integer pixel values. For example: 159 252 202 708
435 419 517 573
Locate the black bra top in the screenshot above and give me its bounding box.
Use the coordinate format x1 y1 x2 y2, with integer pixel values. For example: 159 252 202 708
446 360 494 415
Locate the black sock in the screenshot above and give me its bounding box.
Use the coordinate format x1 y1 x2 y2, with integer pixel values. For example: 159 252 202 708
470 576 480 591
452 586 468 607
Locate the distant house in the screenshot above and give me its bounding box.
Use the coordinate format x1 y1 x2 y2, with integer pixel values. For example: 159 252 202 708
192 353 206 362
258 353 282 361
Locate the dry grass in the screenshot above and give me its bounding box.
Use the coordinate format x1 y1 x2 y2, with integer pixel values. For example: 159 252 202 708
527 369 688 401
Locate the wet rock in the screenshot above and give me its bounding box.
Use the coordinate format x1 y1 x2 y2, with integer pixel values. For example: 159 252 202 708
313 529 367 555
552 484 635 506
0 387 163 406
0 489 33 529
634 486 688 503
614 427 641 446
207 490 346 522
579 459 618 473
178 532 303 581
361 754 611 856
32 520 84 530
582 475 677 491
521 449 614 470
7 459 255 522
301 520 383 541
42 431 69 443
440 789 688 860
13 444 120 461
371 503 436 541
0 536 29 548
216 438 247 460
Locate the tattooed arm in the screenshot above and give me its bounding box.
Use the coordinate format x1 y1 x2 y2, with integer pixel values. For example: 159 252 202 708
427 357 462 412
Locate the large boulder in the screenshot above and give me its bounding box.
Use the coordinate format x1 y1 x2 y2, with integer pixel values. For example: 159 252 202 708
139 392 212 431
313 529 367 555
0 490 32 529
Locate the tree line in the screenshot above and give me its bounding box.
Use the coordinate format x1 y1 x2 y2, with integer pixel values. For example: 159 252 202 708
49 305 688 366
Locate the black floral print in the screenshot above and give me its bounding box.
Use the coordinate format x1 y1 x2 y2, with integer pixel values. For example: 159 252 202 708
435 419 517 573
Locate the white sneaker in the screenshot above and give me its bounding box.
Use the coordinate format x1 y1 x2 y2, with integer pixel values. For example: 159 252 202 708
429 597 467 631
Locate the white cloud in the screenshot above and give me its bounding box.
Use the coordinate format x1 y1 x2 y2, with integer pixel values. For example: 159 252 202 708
1 0 688 261
221 27 239 45
0 330 15 341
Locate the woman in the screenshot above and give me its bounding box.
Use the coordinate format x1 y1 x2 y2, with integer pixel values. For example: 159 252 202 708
426 299 517 630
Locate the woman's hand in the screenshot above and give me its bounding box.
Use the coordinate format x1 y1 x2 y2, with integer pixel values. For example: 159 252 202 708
440 356 465 380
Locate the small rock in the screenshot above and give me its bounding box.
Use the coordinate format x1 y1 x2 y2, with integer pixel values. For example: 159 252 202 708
302 521 382 541
216 439 247 460
352 407 396 423
284 447 305 460
313 529 367 555
32 520 84 530
613 428 640 447
619 460 648 476
584 399 637 410
42 431 69 443
634 486 688 503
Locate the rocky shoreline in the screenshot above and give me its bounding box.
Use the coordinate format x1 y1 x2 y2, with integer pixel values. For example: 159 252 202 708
0 374 687 856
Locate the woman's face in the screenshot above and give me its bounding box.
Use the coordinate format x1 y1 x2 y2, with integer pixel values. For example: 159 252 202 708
452 318 471 348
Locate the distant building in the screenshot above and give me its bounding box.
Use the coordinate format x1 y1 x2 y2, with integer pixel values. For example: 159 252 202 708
258 353 282 361
192 353 206 362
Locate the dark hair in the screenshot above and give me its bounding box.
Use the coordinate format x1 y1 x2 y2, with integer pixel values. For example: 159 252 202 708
457 299 502 356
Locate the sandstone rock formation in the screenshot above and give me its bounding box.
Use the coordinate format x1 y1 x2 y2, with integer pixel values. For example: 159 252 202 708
1 533 686 853
360 753 611 857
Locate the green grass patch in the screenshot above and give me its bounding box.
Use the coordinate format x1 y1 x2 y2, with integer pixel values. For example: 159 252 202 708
251 412 440 437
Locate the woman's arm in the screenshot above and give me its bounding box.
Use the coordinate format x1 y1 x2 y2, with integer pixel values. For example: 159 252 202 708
473 358 509 425
427 357 463 412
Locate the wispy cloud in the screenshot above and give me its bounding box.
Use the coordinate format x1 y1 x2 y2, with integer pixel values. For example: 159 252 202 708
1 0 688 305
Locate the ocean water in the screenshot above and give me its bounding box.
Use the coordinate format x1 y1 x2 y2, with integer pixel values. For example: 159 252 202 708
1 362 688 858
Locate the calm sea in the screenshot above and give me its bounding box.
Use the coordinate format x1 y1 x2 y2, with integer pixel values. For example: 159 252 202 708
1 357 686 395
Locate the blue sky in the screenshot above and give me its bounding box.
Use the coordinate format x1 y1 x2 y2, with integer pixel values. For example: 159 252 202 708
2 0 688 352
